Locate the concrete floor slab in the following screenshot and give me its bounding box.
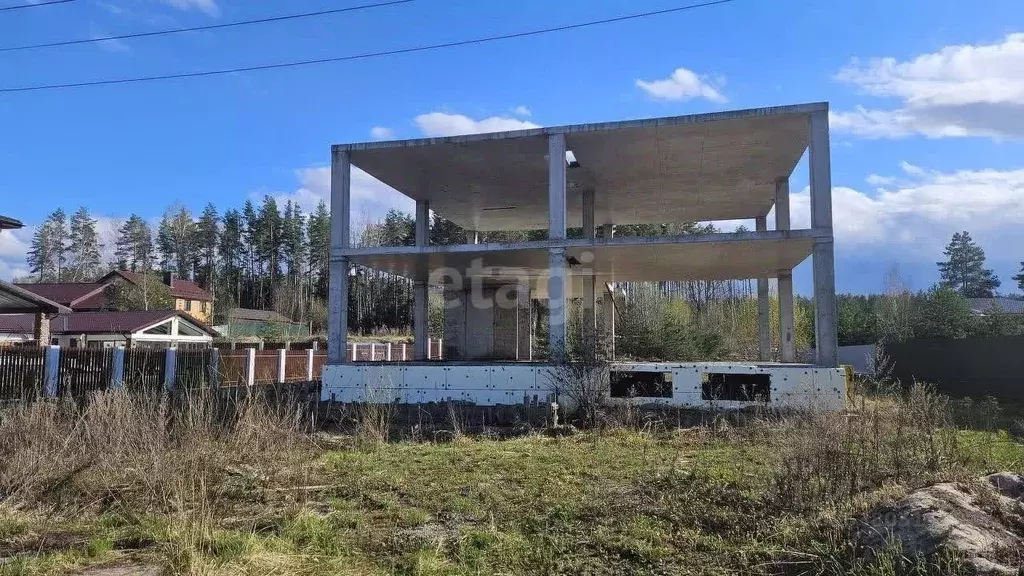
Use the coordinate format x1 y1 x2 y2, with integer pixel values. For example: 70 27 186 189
344 234 814 289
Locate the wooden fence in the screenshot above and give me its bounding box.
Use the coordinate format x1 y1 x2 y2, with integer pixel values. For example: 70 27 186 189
0 346 46 400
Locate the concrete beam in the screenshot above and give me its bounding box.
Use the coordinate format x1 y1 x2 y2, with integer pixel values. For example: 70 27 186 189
334 228 826 258
809 110 838 367
334 102 829 152
755 216 771 361
327 148 351 364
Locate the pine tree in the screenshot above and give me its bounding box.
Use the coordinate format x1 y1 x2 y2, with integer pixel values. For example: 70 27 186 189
218 209 245 308
242 200 260 295
257 196 283 281
157 206 197 279
66 207 102 281
307 200 331 300
1013 262 1024 292
937 231 1000 298
195 203 219 290
27 208 69 282
114 215 155 272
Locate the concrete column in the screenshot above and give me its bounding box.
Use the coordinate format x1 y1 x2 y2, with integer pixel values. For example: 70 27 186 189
413 199 429 360
277 348 287 383
164 348 177 392
43 345 60 398
327 147 351 364
33 312 50 347
466 229 479 244
110 347 125 390
245 347 256 387
581 189 596 349
548 133 567 362
809 110 838 367
517 281 532 361
775 177 796 363
755 215 771 362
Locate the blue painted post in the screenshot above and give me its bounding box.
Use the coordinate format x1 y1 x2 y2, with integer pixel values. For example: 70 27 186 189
43 345 60 398
110 347 125 390
164 348 177 392
209 349 220 388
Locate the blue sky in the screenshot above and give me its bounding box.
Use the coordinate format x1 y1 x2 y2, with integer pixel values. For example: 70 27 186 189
1 0 1023 295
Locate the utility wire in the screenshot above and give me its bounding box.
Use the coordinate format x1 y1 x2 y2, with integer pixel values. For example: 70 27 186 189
0 0 736 93
0 0 75 12
1 0 414 53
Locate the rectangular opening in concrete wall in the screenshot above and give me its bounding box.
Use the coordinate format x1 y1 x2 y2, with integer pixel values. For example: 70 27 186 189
701 373 771 402
610 371 672 398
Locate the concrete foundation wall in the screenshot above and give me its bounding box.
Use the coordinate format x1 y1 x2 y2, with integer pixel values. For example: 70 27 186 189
322 363 846 410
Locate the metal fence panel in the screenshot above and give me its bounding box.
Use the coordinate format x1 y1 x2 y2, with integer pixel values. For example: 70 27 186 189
175 349 213 389
124 348 166 392
0 346 46 400
217 353 248 387
58 348 114 398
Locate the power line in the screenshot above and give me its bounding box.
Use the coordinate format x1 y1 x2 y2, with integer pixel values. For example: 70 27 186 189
1 0 413 53
0 0 736 93
0 0 75 12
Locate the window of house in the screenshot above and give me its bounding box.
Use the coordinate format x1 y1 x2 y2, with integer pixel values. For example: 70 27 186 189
185 299 193 312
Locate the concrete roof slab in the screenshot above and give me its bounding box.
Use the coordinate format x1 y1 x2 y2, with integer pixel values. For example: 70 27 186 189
340 103 822 231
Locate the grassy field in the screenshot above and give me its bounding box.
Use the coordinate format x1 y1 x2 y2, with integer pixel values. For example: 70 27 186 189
0 389 1021 575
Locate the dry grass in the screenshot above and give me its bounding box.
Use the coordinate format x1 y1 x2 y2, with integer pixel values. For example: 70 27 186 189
0 386 1019 575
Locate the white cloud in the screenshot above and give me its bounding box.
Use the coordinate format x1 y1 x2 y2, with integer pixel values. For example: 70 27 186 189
369 126 394 140
414 112 540 137
635 67 727 103
512 105 531 117
833 33 1024 139
89 28 131 53
787 163 1024 259
159 0 218 16
270 166 413 222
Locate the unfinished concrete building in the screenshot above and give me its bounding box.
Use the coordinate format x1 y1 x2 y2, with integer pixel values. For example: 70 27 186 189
323 102 845 409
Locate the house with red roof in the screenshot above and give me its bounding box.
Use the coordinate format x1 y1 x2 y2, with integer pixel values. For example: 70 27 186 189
3 270 217 348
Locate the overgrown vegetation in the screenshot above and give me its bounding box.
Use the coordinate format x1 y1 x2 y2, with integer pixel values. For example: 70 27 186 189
0 386 1020 575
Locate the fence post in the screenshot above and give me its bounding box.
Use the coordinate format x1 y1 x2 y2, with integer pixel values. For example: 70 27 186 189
306 349 314 381
277 348 287 384
110 347 125 390
402 343 407 361
43 345 60 398
209 349 220 387
246 348 256 387
350 342 356 362
164 348 176 392
386 342 392 362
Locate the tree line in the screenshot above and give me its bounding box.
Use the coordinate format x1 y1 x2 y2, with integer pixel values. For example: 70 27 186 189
22 202 1024 350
